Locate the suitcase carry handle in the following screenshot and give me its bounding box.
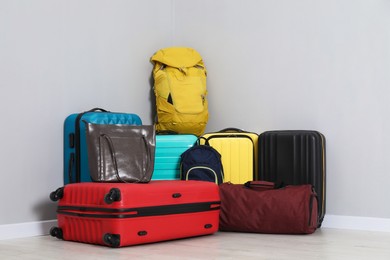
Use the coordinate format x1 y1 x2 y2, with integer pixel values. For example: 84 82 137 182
85 107 109 113
218 128 258 135
218 127 244 133
156 130 178 135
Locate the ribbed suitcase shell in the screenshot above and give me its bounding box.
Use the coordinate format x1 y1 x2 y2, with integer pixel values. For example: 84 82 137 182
152 134 197 180
63 109 142 184
50 180 220 247
201 129 258 184
258 130 326 226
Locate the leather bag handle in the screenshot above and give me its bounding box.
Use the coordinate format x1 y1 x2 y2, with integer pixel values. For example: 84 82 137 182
100 134 122 182
100 134 152 183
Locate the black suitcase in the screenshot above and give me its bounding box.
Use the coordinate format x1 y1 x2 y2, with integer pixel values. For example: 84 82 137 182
258 130 326 227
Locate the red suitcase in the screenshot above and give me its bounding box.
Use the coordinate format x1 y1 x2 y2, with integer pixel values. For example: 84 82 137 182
49 180 220 247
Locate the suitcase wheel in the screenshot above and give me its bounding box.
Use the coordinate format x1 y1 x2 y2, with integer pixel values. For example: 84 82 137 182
49 187 64 202
103 233 120 248
104 188 121 204
50 227 63 240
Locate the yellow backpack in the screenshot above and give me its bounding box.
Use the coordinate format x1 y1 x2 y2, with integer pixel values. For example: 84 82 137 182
150 47 208 136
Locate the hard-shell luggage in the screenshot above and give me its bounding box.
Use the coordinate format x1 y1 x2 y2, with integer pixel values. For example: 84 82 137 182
200 128 259 184
63 108 142 184
49 180 220 247
152 134 197 180
258 130 326 227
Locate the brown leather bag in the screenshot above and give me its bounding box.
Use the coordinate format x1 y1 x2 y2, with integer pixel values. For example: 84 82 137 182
84 122 155 183
219 181 318 234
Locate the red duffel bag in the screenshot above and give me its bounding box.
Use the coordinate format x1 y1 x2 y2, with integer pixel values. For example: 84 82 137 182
219 181 318 234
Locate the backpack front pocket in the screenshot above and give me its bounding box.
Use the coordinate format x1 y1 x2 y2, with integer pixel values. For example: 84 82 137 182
169 72 206 114
185 166 218 184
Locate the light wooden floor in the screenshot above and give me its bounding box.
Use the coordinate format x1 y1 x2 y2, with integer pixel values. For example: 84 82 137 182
1 228 390 259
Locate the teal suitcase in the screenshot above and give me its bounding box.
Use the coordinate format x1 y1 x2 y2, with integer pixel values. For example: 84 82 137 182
152 134 198 180
64 108 142 184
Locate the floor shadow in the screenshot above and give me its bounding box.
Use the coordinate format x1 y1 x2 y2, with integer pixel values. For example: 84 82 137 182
33 198 57 221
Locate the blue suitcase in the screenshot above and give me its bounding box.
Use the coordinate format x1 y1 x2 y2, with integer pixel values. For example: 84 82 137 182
63 108 142 184
152 134 198 180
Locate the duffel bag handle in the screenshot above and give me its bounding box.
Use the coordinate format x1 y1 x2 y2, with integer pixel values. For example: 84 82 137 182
244 181 285 191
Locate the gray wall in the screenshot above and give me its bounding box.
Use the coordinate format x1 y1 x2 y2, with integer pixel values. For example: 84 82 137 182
0 0 172 225
173 0 390 218
1 0 389 226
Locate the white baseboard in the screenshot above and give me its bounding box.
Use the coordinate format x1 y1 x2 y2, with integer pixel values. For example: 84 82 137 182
0 219 57 241
322 215 390 232
1 215 390 240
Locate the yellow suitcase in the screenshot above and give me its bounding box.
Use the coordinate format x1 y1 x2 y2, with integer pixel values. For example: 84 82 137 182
200 128 259 184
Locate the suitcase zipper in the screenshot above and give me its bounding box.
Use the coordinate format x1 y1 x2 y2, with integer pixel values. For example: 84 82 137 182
57 201 220 219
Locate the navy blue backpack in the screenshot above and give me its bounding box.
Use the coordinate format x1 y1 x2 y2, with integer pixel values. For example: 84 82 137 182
180 143 224 184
